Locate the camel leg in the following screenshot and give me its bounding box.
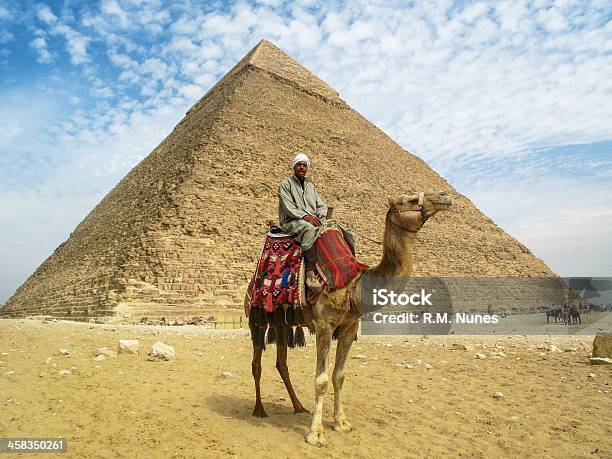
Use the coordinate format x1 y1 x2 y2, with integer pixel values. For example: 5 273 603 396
274 325 309 414
305 325 333 447
252 344 268 418
332 321 358 432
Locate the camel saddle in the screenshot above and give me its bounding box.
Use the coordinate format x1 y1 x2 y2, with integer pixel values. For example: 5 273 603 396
245 220 368 318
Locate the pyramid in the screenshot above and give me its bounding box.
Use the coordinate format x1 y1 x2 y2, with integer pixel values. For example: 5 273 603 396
1 39 556 320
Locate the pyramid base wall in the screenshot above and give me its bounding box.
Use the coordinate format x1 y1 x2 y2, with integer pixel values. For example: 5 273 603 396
0 275 122 319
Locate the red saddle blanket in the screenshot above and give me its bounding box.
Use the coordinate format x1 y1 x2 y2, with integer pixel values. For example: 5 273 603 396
315 227 369 291
245 232 304 316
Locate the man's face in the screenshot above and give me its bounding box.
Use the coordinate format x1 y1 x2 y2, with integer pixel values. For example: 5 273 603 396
293 161 308 178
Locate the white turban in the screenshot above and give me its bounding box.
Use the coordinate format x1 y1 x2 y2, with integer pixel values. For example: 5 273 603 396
291 152 311 168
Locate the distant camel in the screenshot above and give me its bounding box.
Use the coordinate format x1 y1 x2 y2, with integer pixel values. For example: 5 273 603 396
562 305 570 324
546 307 562 323
561 305 581 325
568 305 581 324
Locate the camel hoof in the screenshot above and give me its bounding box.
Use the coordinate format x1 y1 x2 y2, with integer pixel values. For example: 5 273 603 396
252 406 268 418
305 429 327 447
294 405 310 414
334 418 353 432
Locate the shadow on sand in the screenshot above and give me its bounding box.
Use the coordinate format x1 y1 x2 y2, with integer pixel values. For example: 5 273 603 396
204 394 315 436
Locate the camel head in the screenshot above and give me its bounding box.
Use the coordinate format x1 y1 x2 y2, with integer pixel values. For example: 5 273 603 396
386 190 452 233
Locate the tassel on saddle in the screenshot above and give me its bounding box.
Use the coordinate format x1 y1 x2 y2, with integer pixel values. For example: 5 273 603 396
264 324 306 348
295 325 306 347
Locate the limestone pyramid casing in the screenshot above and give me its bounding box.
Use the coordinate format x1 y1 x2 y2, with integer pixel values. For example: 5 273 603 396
1 40 556 320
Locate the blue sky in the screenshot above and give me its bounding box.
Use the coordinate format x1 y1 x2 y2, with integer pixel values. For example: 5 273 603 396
0 0 611 303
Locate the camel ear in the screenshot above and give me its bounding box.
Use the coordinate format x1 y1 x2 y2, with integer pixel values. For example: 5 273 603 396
387 196 396 208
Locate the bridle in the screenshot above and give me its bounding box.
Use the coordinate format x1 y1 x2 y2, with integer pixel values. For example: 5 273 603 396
388 192 425 213
386 192 425 233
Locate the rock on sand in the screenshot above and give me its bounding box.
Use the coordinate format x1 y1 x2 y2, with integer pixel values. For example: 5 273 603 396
118 340 139 355
592 333 611 359
148 341 175 361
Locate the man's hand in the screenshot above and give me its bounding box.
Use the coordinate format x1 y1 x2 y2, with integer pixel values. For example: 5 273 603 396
303 215 322 227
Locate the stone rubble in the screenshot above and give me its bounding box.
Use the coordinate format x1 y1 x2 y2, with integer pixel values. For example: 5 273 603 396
118 340 139 355
148 341 175 361
95 347 117 358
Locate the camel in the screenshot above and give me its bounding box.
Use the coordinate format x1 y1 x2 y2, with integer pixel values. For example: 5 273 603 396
249 190 452 447
562 304 581 325
546 307 563 323
570 305 582 324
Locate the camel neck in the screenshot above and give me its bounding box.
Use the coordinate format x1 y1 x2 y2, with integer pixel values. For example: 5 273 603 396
366 217 416 278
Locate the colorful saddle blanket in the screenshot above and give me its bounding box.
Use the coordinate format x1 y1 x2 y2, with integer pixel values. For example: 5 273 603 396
315 226 369 292
245 224 369 318
245 230 305 317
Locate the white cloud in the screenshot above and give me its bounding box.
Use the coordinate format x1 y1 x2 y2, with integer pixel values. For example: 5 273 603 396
146 22 163 34
0 5 11 20
108 51 137 68
139 79 158 96
0 4 16 46
537 6 568 32
118 69 139 82
0 30 13 44
53 24 90 64
134 3 171 34
178 83 204 100
256 0 283 6
92 86 114 98
36 4 57 24
170 16 202 35
30 36 52 63
168 37 198 53
460 2 490 23
197 42 223 60
140 57 170 80
101 0 129 28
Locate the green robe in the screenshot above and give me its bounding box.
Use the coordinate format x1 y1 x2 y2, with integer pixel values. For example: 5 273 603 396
278 174 327 250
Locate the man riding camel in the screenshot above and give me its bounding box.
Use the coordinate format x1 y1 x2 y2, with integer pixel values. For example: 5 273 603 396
278 153 327 290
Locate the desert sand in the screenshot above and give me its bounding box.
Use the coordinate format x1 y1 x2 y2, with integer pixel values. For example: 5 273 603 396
0 318 609 458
